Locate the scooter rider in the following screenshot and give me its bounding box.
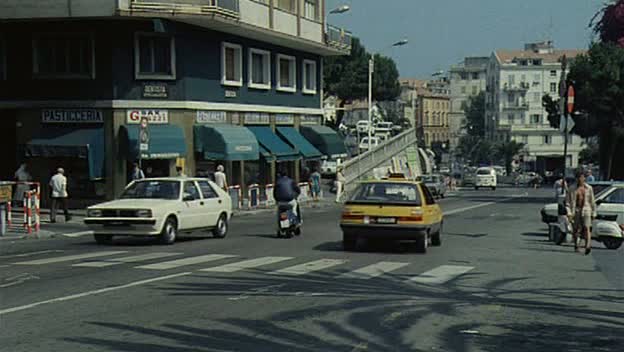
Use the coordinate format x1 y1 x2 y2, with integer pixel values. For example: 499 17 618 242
273 172 302 221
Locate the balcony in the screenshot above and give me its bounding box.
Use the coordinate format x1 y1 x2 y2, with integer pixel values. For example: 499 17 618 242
128 0 240 19
326 25 353 51
503 82 530 92
503 102 529 110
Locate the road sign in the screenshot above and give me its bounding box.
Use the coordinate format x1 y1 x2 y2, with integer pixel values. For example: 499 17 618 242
139 117 149 154
567 85 575 115
559 115 575 133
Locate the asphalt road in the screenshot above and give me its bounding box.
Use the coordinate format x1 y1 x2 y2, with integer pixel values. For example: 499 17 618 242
1 188 622 352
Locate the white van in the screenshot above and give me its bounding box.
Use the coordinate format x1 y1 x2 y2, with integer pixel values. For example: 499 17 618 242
475 167 497 190
359 136 380 152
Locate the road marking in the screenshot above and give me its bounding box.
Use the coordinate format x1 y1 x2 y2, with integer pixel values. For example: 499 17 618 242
444 196 520 216
338 261 409 279
271 259 348 276
200 256 294 273
408 265 474 285
0 250 64 259
0 272 191 315
13 251 127 265
72 252 182 268
62 231 94 238
0 273 40 288
135 254 236 270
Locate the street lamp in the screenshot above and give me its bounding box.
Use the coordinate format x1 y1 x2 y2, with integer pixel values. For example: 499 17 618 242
368 39 408 149
329 5 350 14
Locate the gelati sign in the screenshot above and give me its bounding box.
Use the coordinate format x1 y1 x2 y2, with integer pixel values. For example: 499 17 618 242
127 110 169 124
42 109 103 123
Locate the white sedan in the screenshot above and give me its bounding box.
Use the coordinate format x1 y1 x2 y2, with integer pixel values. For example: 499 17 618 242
84 177 232 244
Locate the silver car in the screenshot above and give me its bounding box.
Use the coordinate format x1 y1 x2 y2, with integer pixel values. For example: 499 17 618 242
422 174 447 199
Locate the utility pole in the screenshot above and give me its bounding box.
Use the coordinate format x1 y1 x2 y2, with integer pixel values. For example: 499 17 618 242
559 55 568 175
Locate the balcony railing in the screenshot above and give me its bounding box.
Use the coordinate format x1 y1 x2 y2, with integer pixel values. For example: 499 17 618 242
129 0 239 18
503 82 530 91
503 102 529 110
326 24 352 51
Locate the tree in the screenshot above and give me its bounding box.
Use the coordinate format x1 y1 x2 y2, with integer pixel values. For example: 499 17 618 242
579 138 600 165
494 140 525 175
371 54 401 101
456 135 494 166
462 92 486 137
591 0 624 48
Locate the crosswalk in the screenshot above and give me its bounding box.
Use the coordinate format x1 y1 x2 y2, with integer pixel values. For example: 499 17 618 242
9 250 475 285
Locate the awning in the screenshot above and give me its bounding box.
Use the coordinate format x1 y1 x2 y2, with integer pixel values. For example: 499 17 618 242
194 125 259 161
25 127 105 180
122 125 186 160
276 127 323 160
248 126 300 161
300 125 348 159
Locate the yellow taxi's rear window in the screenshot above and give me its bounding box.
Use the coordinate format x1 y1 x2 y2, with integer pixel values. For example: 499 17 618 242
348 182 422 206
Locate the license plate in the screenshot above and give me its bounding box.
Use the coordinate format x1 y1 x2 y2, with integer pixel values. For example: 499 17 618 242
376 217 396 224
280 220 290 228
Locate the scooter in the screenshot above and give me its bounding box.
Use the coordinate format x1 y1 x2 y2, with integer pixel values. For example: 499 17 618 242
548 215 623 250
276 202 302 238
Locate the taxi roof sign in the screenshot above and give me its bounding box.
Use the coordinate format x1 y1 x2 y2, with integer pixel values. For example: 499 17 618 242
388 173 407 180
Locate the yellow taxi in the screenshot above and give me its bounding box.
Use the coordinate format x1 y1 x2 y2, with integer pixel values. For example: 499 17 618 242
340 174 443 252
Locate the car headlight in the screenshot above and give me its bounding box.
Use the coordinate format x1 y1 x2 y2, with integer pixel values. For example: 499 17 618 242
135 209 152 218
87 209 102 217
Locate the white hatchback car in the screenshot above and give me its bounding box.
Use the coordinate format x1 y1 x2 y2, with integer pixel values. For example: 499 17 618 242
84 178 232 244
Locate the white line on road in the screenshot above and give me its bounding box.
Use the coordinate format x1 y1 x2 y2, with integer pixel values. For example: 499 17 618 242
271 259 348 276
13 251 128 265
200 256 294 273
0 250 64 259
72 252 182 268
408 265 474 285
0 272 191 315
338 262 410 280
135 254 236 270
62 231 94 238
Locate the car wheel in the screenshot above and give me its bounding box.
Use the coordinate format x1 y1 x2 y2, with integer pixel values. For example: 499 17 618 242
431 225 442 247
94 234 113 245
475 186 479 190
212 214 228 239
343 233 357 251
603 237 623 250
416 234 428 253
159 217 177 245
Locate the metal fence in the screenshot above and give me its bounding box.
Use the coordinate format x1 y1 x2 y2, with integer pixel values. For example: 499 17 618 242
129 0 240 17
326 25 353 50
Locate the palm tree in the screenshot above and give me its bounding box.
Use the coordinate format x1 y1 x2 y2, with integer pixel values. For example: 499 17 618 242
495 140 525 175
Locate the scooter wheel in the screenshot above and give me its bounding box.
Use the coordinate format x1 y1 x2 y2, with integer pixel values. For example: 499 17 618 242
294 228 301 236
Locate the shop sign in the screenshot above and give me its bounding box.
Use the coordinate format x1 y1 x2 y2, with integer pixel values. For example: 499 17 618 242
235 145 253 152
127 110 169 124
231 113 241 125
225 90 237 98
196 111 227 124
275 114 294 125
244 112 270 124
140 152 180 160
41 109 103 123
142 83 168 98
301 115 321 125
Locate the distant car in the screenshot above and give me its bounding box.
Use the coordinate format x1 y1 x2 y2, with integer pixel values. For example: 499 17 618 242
516 172 542 186
340 174 443 253
438 167 451 174
359 136 381 151
85 178 232 245
374 121 393 137
475 167 497 190
321 159 342 177
422 174 447 198
356 120 372 134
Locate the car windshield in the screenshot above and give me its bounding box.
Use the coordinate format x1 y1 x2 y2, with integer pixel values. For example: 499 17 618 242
121 180 181 200
422 175 435 182
349 182 422 206
477 169 492 175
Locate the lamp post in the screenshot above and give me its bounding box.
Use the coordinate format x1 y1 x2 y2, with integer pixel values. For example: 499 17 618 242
368 39 408 150
329 5 350 14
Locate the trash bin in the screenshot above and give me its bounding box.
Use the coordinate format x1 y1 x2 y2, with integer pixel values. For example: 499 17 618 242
0 202 6 236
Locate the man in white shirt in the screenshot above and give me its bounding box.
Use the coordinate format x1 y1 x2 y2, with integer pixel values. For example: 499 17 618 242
49 168 70 223
214 165 228 191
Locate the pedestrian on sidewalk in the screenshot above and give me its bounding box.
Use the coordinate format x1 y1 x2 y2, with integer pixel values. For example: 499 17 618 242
310 167 321 202
214 165 228 191
176 166 187 177
49 168 71 223
566 170 596 255
13 163 32 206
130 162 145 181
335 167 346 203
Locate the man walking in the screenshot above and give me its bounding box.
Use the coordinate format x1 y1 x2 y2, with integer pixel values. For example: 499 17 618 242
214 165 228 191
566 170 596 255
49 168 70 223
130 162 145 181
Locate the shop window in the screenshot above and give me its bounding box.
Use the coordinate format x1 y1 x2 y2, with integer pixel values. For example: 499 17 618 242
134 33 175 80
0 36 5 80
32 33 95 79
277 54 296 92
221 42 242 87
275 0 296 13
304 0 318 20
249 48 271 89
302 59 317 94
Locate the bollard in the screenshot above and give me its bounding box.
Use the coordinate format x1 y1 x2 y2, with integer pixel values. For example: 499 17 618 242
265 184 275 208
248 184 260 209
0 202 6 236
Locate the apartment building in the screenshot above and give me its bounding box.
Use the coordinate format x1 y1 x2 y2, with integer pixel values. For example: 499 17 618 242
485 41 584 173
0 0 350 205
448 57 488 149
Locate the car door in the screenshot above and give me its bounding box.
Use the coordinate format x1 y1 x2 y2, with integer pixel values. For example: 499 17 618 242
181 181 203 230
598 188 624 225
420 184 442 231
197 180 222 227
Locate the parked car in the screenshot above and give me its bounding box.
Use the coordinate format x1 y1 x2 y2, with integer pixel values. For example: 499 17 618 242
422 174 447 198
84 178 232 245
356 120 372 134
540 181 623 224
359 136 381 152
374 121 393 137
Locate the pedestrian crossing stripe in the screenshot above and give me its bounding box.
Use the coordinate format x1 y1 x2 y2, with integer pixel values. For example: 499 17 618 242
8 251 476 285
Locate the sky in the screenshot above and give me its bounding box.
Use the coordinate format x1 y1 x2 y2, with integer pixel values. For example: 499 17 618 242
325 0 604 78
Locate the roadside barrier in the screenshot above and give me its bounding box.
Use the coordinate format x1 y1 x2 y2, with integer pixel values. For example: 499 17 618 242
298 183 311 204
228 185 242 210
0 181 40 235
248 184 260 209
264 184 275 208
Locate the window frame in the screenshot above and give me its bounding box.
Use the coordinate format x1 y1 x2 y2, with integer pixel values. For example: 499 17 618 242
32 32 96 80
543 135 552 145
221 42 243 87
183 181 202 201
276 53 297 93
550 82 558 93
550 70 557 77
275 0 297 14
302 59 317 94
134 32 176 81
248 48 271 90
303 0 319 21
